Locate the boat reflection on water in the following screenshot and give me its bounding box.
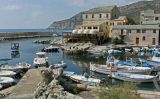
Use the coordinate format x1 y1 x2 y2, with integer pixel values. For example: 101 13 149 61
11 51 20 58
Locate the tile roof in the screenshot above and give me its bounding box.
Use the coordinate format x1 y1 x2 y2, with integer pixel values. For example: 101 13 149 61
83 5 116 14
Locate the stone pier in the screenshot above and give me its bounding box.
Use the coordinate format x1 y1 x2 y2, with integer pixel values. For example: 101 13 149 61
3 69 43 99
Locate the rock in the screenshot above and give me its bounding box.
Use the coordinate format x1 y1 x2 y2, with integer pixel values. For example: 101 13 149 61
34 67 83 99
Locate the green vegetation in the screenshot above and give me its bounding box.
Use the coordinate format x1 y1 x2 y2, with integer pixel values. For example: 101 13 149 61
113 37 124 44
97 82 138 99
127 17 136 25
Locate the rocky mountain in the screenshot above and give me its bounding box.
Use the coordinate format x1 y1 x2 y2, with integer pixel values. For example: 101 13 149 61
48 0 160 29
119 0 160 24
48 12 83 29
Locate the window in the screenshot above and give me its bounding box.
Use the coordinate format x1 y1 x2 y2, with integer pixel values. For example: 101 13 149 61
153 29 156 33
99 14 102 18
93 27 97 29
142 29 146 33
106 14 108 18
92 14 94 18
85 14 88 18
143 36 145 41
155 17 159 20
88 27 92 29
136 29 140 33
106 22 108 25
121 29 123 35
84 27 86 29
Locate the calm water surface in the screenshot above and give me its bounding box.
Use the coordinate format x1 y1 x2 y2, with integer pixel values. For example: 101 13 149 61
0 37 157 90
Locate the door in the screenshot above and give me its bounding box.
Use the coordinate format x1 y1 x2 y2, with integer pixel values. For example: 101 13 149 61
152 38 156 45
136 38 139 45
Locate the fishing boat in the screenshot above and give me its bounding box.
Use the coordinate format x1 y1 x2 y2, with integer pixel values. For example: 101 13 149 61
0 62 31 72
0 70 16 77
16 62 31 69
148 51 160 63
0 77 15 87
63 71 75 77
90 62 117 75
111 72 157 83
0 84 2 90
116 59 152 74
69 74 101 86
108 48 123 55
41 45 59 52
33 52 48 67
49 61 67 69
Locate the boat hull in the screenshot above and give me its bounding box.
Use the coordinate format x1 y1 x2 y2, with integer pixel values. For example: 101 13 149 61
112 72 156 83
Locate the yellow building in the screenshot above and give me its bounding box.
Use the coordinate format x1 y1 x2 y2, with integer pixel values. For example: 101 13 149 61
64 5 128 45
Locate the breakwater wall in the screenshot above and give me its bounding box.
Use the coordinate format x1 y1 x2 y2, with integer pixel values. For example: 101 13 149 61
0 32 55 40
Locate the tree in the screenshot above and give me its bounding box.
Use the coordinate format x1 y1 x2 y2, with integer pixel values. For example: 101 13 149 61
127 17 136 25
97 82 138 99
113 37 124 44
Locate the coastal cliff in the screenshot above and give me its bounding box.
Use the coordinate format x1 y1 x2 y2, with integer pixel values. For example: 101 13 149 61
48 0 160 29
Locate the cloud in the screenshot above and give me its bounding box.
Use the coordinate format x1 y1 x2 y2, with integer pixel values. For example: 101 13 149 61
1 5 21 11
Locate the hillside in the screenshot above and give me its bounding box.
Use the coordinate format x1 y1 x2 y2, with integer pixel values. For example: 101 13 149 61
48 0 160 29
119 0 160 24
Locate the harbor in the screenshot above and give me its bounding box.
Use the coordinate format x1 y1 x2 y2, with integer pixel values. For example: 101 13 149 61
0 36 160 98
0 0 160 98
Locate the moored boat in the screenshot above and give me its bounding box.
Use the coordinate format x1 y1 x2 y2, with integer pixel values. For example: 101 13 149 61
90 62 117 75
33 52 48 67
16 62 31 69
0 84 2 90
49 61 67 69
0 77 15 87
0 70 16 77
41 45 59 52
69 74 101 86
111 72 157 83
0 62 31 72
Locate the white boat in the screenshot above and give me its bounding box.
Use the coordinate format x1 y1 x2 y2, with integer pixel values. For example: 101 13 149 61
0 62 31 72
111 72 157 83
0 77 15 87
150 51 160 63
90 62 117 75
49 61 67 69
117 64 152 74
0 84 2 89
33 52 48 66
69 74 101 86
41 45 59 52
108 48 123 54
63 71 75 77
16 62 31 69
0 70 16 77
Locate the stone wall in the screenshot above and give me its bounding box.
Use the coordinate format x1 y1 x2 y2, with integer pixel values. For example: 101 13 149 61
112 29 159 45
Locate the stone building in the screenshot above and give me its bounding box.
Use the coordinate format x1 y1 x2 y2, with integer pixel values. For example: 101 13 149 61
140 9 160 25
77 5 128 38
63 5 128 45
112 25 160 46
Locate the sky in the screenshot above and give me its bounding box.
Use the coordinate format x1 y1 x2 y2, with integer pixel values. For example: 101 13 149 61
0 0 142 29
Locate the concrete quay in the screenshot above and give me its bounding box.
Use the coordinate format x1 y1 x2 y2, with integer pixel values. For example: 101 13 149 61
2 69 43 99
0 32 55 41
